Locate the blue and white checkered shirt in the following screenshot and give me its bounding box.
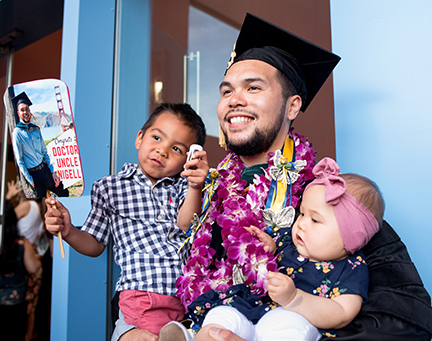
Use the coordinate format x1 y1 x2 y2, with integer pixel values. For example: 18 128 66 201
81 163 188 296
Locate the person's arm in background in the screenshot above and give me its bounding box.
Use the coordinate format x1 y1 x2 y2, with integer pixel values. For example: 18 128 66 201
21 237 41 273
5 180 22 201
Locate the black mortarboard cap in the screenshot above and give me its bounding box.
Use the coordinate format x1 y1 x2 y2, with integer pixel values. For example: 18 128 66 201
227 13 341 112
11 92 33 113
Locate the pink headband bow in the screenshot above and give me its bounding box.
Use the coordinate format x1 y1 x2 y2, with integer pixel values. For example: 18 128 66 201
305 158 379 254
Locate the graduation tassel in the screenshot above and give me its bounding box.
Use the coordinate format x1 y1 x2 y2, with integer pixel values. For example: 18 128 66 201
219 125 227 150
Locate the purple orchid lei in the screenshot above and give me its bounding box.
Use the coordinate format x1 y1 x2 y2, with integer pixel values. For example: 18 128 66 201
176 130 317 309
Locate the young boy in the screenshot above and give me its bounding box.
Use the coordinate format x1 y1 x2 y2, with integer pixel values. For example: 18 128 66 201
45 103 208 336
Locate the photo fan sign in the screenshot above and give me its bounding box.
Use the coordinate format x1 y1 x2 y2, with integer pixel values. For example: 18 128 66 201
4 79 84 257
47 118 83 189
4 79 84 197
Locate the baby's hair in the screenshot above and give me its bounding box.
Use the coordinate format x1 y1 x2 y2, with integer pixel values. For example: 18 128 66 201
340 173 385 227
140 103 206 146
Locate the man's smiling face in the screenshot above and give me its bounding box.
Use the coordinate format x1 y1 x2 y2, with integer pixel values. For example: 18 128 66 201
17 103 32 124
217 59 289 157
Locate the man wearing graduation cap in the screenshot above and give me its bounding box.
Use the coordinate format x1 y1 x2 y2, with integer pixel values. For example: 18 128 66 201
116 14 432 341
11 92 69 198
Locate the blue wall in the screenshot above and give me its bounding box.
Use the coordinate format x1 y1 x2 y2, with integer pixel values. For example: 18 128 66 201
52 0 152 339
331 1 432 296
113 0 151 172
52 0 115 340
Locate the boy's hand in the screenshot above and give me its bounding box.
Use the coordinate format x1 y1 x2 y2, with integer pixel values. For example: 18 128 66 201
44 198 73 238
177 149 209 231
246 226 277 253
267 271 297 307
181 150 209 190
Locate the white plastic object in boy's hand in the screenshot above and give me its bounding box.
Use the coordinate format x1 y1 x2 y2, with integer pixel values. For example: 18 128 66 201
187 144 203 162
185 144 203 169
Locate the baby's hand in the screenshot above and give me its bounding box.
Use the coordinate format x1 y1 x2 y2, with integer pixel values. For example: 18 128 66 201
267 271 297 307
181 149 209 190
246 226 276 254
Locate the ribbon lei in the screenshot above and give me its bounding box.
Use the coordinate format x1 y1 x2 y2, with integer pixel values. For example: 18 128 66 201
265 135 295 227
178 164 225 262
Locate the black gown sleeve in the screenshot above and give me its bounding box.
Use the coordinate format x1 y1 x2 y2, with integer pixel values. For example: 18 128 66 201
322 220 432 340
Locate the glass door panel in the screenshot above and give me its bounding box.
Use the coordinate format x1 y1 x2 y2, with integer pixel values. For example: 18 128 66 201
186 6 238 137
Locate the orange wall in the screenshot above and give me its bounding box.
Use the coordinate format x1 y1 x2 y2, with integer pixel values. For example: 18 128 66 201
12 30 62 84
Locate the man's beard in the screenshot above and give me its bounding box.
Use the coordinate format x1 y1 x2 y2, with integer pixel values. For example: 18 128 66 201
225 104 286 157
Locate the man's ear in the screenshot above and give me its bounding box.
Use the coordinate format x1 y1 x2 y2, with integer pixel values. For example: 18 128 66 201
135 130 144 149
286 94 302 121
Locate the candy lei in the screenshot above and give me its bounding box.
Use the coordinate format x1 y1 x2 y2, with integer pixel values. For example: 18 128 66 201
176 131 317 309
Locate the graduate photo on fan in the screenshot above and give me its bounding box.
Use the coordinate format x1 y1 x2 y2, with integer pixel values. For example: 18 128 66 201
3 79 84 199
